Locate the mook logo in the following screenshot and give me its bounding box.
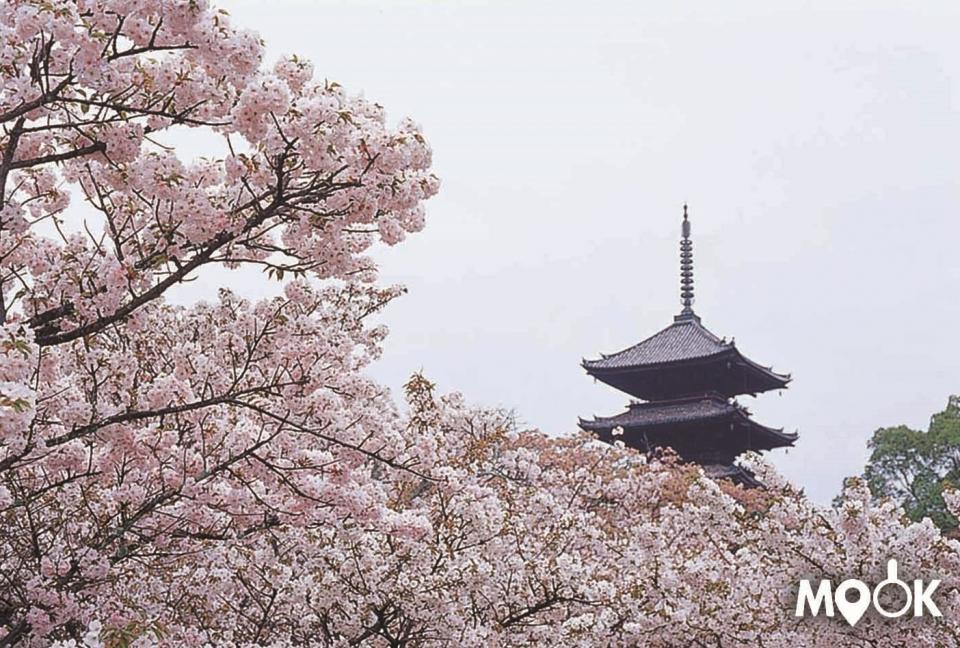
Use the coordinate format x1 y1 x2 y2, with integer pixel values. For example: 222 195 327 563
795 560 942 626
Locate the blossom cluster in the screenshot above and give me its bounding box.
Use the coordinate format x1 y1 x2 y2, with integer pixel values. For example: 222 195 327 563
22 377 960 647
0 0 438 347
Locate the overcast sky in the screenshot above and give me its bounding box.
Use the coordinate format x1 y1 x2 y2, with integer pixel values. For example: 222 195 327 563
177 1 960 503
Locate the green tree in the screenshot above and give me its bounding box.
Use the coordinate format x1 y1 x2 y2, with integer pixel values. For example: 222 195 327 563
856 396 960 532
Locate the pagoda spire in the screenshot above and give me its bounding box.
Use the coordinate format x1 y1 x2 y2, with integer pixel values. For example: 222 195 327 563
679 204 695 318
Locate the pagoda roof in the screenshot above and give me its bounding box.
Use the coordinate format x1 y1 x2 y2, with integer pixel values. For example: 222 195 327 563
578 394 797 448
702 463 764 488
583 314 730 370
581 314 790 399
581 393 734 428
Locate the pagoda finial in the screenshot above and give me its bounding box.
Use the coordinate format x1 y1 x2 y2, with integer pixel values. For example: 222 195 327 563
679 204 695 317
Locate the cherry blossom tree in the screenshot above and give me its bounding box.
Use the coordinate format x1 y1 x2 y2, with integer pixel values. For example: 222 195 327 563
322 377 960 647
2 2 960 647
1 0 436 644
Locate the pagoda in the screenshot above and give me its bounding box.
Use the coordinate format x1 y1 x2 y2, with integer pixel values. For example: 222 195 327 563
579 206 796 486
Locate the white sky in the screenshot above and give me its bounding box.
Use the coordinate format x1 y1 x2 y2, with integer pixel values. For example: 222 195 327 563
176 0 960 503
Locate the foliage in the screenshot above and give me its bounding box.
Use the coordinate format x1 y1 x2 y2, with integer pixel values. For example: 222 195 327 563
859 396 960 533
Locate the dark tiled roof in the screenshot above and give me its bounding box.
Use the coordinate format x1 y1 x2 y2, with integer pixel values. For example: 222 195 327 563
579 395 798 444
579 395 734 429
582 315 730 371
581 315 791 391
702 463 764 488
702 463 742 478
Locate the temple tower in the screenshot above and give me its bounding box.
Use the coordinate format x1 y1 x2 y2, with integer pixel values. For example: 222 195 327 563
579 206 796 486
